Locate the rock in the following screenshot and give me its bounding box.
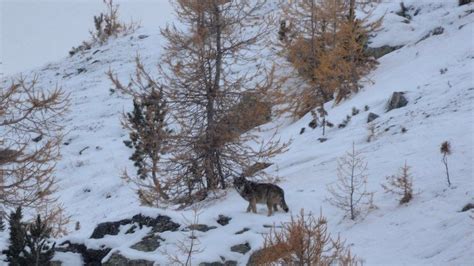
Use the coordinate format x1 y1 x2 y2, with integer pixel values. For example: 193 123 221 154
103 252 154 266
386 92 408 112
235 227 250 235
90 214 179 239
299 127 305 135
217 215 232 226
187 224 217 232
138 34 149 39
130 234 164 252
317 138 327 143
365 45 403 59
56 241 111 266
432 26 444 35
230 242 251 254
367 112 379 123
461 203 474 212
199 261 238 266
77 68 87 74
308 119 317 129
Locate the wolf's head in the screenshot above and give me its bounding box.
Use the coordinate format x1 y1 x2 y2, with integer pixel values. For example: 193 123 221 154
233 174 246 191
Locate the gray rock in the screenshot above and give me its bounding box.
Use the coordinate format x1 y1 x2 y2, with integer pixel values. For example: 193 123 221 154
367 112 380 123
235 227 250 235
90 214 179 239
55 241 111 265
365 45 403 59
386 92 408 112
138 35 149 39
103 252 154 266
187 224 217 232
231 242 251 254
217 215 232 226
130 234 164 252
199 261 237 266
432 26 444 35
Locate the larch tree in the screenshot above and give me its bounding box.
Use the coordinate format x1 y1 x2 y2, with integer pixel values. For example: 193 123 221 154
159 0 286 201
278 0 380 118
0 77 68 214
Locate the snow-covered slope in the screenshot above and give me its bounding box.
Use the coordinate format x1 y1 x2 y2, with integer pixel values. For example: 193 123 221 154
1 0 473 265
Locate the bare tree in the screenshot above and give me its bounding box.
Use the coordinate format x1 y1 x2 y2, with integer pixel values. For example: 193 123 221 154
253 209 361 265
163 205 204 265
156 0 287 202
327 143 374 220
382 162 413 205
0 76 68 214
440 141 452 187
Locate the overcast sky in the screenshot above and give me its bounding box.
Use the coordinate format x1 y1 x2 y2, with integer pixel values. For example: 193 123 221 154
0 0 173 76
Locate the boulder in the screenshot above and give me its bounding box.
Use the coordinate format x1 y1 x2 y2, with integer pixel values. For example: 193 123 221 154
230 242 251 254
199 261 237 266
367 112 379 123
130 234 164 252
365 45 403 59
216 215 232 226
386 92 408 112
186 224 217 232
103 252 154 266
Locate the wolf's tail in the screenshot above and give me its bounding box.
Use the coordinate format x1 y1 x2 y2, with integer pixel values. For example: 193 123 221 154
280 194 289 212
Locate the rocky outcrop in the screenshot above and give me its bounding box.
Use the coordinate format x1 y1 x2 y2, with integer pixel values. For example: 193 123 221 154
365 45 403 59
367 112 380 123
90 214 180 239
231 242 251 254
130 234 164 252
386 92 408 112
103 252 154 266
56 241 111 266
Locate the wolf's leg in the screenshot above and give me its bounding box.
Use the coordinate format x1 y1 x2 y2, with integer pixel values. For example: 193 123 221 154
246 202 252 213
251 199 257 213
267 201 273 216
273 204 278 211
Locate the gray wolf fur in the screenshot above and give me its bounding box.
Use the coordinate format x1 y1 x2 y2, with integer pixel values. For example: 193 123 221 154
233 175 289 216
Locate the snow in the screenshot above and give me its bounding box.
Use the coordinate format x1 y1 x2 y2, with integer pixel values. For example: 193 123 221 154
1 0 473 265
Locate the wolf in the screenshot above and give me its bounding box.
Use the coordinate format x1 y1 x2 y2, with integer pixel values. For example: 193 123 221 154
233 175 289 216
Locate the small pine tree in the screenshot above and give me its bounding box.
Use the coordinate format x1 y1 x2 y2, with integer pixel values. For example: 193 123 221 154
382 162 414 204
3 207 26 265
327 143 374 220
23 215 56 266
440 141 452 187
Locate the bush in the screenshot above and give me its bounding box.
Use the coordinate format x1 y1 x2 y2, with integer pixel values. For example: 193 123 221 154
90 0 138 44
253 209 361 265
382 162 414 204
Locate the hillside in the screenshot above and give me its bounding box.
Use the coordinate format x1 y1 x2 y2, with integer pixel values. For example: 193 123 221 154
1 0 473 265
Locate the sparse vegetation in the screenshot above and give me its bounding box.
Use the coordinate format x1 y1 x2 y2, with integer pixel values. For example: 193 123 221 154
440 141 452 187
327 143 374 220
253 209 361 265
382 162 414 204
91 0 138 44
